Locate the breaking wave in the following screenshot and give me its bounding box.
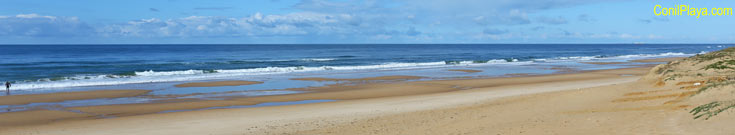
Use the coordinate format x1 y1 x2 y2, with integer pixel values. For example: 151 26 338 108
10 51 699 90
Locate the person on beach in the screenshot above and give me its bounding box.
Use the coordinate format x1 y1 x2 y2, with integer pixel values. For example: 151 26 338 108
5 81 10 95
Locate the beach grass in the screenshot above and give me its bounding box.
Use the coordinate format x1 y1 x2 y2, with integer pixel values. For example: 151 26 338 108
691 101 735 120
703 60 735 70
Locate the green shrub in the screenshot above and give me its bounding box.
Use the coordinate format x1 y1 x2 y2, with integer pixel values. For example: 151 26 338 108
691 101 735 120
692 47 735 63
695 81 735 96
703 60 735 70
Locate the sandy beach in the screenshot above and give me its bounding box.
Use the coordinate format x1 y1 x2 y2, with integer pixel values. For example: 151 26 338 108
2 55 735 135
3 0 733 134
0 90 150 106
0 67 645 134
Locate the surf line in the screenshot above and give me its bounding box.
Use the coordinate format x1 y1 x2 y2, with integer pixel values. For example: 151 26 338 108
654 5 733 18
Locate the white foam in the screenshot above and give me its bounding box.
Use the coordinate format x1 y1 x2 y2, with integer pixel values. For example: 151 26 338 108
9 52 699 90
10 60 530 90
230 58 337 63
613 52 688 59
533 59 547 62
135 70 206 76
541 52 695 62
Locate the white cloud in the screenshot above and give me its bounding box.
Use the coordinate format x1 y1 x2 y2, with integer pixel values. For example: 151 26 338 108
0 14 93 37
0 0 651 43
0 12 415 41
99 12 378 38
15 14 57 19
292 0 622 27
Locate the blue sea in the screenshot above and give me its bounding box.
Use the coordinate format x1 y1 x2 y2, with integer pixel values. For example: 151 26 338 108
0 44 728 92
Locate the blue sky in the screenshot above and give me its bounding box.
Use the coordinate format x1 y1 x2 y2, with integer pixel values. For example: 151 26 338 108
0 0 733 44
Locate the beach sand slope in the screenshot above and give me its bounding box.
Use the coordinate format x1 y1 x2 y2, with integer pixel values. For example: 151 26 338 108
4 49 735 134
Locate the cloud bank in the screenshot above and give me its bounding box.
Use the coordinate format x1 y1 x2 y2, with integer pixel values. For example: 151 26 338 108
0 14 93 37
0 0 698 43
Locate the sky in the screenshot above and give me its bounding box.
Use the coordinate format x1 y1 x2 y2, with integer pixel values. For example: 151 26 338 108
0 0 733 44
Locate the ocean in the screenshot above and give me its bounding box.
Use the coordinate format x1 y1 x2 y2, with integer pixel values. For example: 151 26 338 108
0 44 728 92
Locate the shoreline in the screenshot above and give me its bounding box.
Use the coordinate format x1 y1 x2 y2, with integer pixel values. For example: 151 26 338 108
173 80 263 87
0 57 683 133
290 75 425 82
0 90 150 106
4 53 694 92
630 57 685 62
0 66 651 130
0 64 647 134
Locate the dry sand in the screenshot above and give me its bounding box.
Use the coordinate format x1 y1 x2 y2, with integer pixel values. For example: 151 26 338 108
174 80 263 87
0 110 95 127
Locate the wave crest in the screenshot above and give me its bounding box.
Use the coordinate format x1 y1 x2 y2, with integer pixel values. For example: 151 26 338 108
9 52 698 90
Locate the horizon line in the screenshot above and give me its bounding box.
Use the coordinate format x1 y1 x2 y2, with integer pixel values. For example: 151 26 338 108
0 43 733 45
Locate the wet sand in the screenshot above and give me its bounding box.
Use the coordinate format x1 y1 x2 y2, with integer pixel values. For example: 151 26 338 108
448 69 482 73
630 57 685 62
291 75 424 81
548 66 580 73
38 80 460 121
0 90 150 106
581 62 627 65
174 80 263 87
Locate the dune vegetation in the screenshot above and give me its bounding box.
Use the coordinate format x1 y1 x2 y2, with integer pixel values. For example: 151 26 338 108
644 47 735 120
